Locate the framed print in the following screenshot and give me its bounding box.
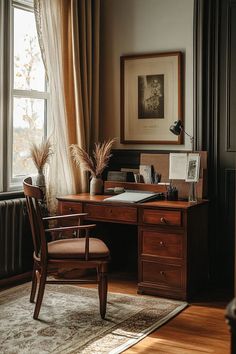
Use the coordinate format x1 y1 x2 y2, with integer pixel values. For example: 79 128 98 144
120 52 182 144
139 164 153 183
185 153 200 182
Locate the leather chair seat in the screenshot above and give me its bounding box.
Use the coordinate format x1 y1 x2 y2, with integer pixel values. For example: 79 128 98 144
48 238 110 259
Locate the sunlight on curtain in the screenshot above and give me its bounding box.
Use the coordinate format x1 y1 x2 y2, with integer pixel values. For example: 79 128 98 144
34 0 76 210
34 0 100 204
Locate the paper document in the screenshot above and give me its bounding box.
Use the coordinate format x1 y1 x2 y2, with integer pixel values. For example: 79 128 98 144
103 191 158 203
169 153 187 180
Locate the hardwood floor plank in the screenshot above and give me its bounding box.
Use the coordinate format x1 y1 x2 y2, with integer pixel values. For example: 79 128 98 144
106 274 231 354
123 304 230 353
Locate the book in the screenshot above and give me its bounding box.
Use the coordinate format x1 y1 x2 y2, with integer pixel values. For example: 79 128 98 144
103 190 159 203
121 168 140 173
107 171 127 182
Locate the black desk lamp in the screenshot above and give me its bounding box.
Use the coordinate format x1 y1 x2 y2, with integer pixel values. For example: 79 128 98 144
169 120 194 152
169 120 197 202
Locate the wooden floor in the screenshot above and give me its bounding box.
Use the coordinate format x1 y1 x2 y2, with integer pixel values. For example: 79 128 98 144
105 274 231 354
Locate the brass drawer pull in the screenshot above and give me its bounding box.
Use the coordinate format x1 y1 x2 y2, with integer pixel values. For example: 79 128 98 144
159 241 165 247
160 271 165 276
69 207 73 212
160 217 167 224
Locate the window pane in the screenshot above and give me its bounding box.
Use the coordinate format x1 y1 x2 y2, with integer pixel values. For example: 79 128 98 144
12 97 45 178
13 8 45 91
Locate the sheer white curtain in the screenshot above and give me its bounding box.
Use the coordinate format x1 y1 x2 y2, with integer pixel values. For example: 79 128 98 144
34 0 76 210
34 0 100 208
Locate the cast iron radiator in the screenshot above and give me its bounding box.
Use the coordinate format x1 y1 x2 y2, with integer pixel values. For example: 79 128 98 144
0 198 33 279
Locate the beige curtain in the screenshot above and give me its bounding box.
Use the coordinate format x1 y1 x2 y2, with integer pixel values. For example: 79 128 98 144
60 0 100 192
34 0 100 200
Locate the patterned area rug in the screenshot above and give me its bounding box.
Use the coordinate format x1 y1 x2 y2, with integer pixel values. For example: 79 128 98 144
0 283 187 354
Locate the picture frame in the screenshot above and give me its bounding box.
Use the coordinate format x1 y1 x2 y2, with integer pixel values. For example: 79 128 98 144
185 153 200 182
139 164 153 184
120 52 182 144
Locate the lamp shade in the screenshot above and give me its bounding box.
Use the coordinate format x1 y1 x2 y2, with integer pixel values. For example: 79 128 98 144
169 120 183 135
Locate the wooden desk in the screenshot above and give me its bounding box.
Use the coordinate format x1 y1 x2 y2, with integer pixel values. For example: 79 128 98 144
57 194 208 300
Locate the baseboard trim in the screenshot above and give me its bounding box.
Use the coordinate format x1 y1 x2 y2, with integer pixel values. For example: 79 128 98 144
0 271 32 289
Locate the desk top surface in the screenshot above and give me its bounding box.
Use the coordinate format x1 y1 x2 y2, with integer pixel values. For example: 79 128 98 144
57 193 208 210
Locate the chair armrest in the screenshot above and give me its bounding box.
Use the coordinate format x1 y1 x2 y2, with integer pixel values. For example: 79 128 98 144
43 213 87 221
45 224 96 233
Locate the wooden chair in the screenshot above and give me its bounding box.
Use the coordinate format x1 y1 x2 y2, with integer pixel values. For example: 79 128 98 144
23 177 110 320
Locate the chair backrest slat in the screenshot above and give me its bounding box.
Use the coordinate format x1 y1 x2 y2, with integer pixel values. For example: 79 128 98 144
23 177 47 260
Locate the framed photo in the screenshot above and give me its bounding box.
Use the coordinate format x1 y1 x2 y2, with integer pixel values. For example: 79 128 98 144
120 52 182 144
185 153 200 182
139 164 153 184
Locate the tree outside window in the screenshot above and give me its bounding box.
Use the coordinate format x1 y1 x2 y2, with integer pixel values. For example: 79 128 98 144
11 5 48 186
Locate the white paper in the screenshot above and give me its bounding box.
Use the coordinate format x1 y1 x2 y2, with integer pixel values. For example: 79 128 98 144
103 191 158 203
169 153 188 180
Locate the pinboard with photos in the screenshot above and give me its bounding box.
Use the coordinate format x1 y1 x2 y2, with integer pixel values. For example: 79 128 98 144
140 151 207 199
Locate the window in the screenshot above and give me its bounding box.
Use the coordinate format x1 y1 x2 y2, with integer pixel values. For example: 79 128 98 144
0 0 48 192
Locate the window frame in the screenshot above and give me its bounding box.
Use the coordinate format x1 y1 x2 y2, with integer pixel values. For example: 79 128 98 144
6 0 49 192
0 0 10 193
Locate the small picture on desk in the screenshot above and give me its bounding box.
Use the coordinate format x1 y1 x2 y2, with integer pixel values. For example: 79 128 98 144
185 154 200 182
139 164 153 184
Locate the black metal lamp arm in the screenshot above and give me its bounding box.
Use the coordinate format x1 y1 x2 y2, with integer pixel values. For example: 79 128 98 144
169 120 194 151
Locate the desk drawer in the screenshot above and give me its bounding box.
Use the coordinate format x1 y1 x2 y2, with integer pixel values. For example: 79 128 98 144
59 201 83 215
56 201 83 239
84 203 137 223
140 230 184 259
141 261 184 289
141 209 182 226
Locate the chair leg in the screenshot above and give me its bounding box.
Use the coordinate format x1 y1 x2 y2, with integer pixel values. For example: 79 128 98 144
98 267 108 319
30 262 38 303
33 267 47 320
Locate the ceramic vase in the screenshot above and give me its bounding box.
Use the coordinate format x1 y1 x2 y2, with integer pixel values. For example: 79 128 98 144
35 169 46 188
90 177 103 195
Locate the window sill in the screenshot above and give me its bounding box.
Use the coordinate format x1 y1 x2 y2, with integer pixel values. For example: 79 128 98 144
0 191 24 201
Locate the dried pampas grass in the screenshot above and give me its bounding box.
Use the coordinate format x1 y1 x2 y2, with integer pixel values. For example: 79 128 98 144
70 138 115 178
30 138 53 171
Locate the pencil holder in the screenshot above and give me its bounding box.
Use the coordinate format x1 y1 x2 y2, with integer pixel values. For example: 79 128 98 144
166 189 178 201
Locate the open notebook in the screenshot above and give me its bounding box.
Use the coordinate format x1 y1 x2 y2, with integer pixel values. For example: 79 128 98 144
103 190 159 203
